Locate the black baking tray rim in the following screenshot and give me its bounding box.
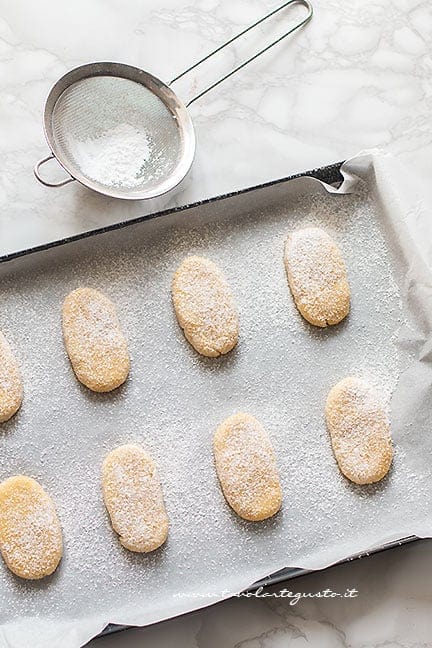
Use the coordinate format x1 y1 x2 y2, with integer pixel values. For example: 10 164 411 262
1 162 343 265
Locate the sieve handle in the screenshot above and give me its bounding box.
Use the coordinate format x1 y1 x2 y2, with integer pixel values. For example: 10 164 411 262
34 154 75 188
170 0 313 108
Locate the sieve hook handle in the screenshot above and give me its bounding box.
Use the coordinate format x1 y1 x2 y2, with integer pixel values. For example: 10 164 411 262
170 0 313 107
34 154 75 188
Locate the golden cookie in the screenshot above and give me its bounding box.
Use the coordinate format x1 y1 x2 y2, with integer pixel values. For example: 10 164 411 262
325 376 393 485
0 476 62 580
172 256 239 357
213 413 282 521
62 287 130 392
284 227 350 327
0 331 23 422
102 444 169 553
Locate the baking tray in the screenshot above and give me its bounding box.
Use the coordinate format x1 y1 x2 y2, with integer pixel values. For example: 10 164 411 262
0 161 420 645
87 162 416 642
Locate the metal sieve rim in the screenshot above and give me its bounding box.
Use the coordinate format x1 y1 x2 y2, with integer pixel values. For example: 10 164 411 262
42 62 196 200
35 2 313 200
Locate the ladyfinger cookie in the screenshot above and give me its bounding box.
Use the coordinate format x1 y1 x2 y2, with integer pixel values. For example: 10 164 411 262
172 256 239 357
325 376 393 485
0 331 23 423
102 444 169 553
213 412 282 521
62 287 130 392
284 227 350 327
0 476 62 580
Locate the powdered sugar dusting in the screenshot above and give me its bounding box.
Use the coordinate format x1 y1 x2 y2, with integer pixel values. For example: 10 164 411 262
0 331 22 422
0 477 62 580
102 444 168 553
214 413 281 521
326 376 393 485
74 123 152 189
62 287 130 392
284 227 350 326
0 178 423 644
172 255 239 357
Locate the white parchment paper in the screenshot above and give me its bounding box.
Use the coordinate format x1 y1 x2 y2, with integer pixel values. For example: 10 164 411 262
0 152 431 647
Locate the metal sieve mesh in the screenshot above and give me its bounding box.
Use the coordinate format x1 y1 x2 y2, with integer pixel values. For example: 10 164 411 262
35 2 313 199
50 75 189 198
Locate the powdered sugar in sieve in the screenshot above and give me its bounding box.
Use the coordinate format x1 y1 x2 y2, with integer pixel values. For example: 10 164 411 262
50 75 183 195
35 1 313 199
73 124 152 190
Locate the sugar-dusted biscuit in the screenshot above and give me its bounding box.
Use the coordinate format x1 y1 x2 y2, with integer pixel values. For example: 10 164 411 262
62 287 130 392
213 413 282 521
0 476 62 579
325 376 393 485
0 331 23 422
172 256 239 357
284 227 350 327
102 444 169 553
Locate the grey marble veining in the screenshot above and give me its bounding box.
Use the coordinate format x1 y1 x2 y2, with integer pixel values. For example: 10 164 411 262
0 0 431 254
95 541 432 647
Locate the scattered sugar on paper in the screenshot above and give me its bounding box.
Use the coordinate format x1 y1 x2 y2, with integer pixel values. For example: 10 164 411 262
0 181 425 640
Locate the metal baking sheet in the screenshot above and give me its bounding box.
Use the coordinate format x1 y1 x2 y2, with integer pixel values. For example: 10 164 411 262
0 158 430 648
99 163 346 640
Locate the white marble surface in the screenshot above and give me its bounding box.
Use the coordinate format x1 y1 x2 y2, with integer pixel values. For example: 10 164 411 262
1 0 432 645
95 540 432 648
1 0 431 254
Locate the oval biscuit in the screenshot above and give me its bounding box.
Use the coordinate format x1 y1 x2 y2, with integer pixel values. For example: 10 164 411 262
102 444 169 553
0 476 62 580
325 376 393 485
213 413 282 521
172 256 239 357
62 287 130 392
0 331 23 422
284 227 350 327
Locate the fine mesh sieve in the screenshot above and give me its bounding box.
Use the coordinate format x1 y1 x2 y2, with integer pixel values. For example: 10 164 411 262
34 0 313 200
36 64 194 200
